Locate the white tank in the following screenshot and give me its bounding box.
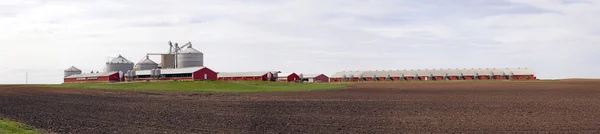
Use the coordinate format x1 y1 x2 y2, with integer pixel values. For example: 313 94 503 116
131 70 136 78
177 47 204 68
136 56 159 70
155 69 161 77
106 55 134 73
125 70 131 78
119 71 124 81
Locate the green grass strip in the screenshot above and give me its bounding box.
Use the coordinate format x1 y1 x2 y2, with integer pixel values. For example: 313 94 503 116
41 81 348 92
0 118 39 134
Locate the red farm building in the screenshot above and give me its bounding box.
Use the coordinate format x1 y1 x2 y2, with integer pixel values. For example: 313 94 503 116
301 74 329 83
217 71 280 81
64 71 121 83
277 73 301 82
134 66 217 81
330 68 536 82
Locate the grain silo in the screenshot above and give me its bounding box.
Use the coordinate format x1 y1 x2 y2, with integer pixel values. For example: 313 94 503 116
136 56 159 70
106 55 134 73
177 46 204 68
160 54 176 69
64 66 82 77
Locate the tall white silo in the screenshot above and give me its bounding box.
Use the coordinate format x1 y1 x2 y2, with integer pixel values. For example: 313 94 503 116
177 46 204 68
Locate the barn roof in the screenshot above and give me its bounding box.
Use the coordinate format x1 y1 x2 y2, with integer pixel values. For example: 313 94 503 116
330 68 535 78
217 71 273 77
301 74 328 78
135 66 208 75
65 71 118 78
331 71 363 78
278 73 297 77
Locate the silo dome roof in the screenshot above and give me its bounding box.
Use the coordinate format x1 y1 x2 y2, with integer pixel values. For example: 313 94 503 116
180 47 202 54
65 66 81 72
137 58 158 65
108 55 133 63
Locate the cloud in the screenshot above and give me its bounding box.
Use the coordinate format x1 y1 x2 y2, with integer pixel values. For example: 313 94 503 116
1 0 599 84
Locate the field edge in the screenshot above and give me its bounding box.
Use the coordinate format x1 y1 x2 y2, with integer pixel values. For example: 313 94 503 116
0 117 40 134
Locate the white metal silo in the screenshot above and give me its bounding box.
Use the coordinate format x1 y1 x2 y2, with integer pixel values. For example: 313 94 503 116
64 66 82 78
136 56 159 70
131 69 136 79
155 69 161 78
106 55 134 73
150 69 156 78
372 74 377 81
177 46 203 68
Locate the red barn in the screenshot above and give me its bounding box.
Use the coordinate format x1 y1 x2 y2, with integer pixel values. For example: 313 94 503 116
301 74 329 83
217 71 279 81
134 66 217 81
277 73 301 82
64 72 120 83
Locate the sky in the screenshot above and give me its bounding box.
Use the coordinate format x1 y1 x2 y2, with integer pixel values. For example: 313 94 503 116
1 0 599 84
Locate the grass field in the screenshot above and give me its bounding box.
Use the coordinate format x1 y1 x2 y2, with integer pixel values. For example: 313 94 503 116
42 81 348 92
0 118 39 134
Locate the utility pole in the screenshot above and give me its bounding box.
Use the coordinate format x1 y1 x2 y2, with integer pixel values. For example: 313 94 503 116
25 72 28 84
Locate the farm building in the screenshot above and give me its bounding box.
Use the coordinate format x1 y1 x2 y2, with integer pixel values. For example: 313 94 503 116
277 73 301 82
134 66 217 81
64 71 121 83
330 68 536 82
217 71 280 81
300 74 329 83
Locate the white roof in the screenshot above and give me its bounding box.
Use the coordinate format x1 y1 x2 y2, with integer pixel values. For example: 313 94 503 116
301 74 327 78
65 71 118 78
278 73 297 77
330 71 364 78
135 66 207 75
180 47 202 54
64 66 82 72
217 71 271 77
108 55 133 63
330 68 535 78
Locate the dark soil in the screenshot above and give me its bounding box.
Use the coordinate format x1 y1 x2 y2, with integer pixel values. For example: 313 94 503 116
1 81 600 133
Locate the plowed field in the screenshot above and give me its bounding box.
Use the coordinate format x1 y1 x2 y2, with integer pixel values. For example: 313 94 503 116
1 81 600 133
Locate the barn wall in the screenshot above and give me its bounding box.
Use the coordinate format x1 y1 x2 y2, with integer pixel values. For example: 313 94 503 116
193 68 218 81
313 75 329 83
63 73 119 83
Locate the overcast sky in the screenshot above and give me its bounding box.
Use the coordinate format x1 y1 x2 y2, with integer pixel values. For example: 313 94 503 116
1 0 599 84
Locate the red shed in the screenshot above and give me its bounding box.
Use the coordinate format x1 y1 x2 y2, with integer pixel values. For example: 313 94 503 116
301 74 329 83
277 73 301 82
134 66 217 81
64 72 120 83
